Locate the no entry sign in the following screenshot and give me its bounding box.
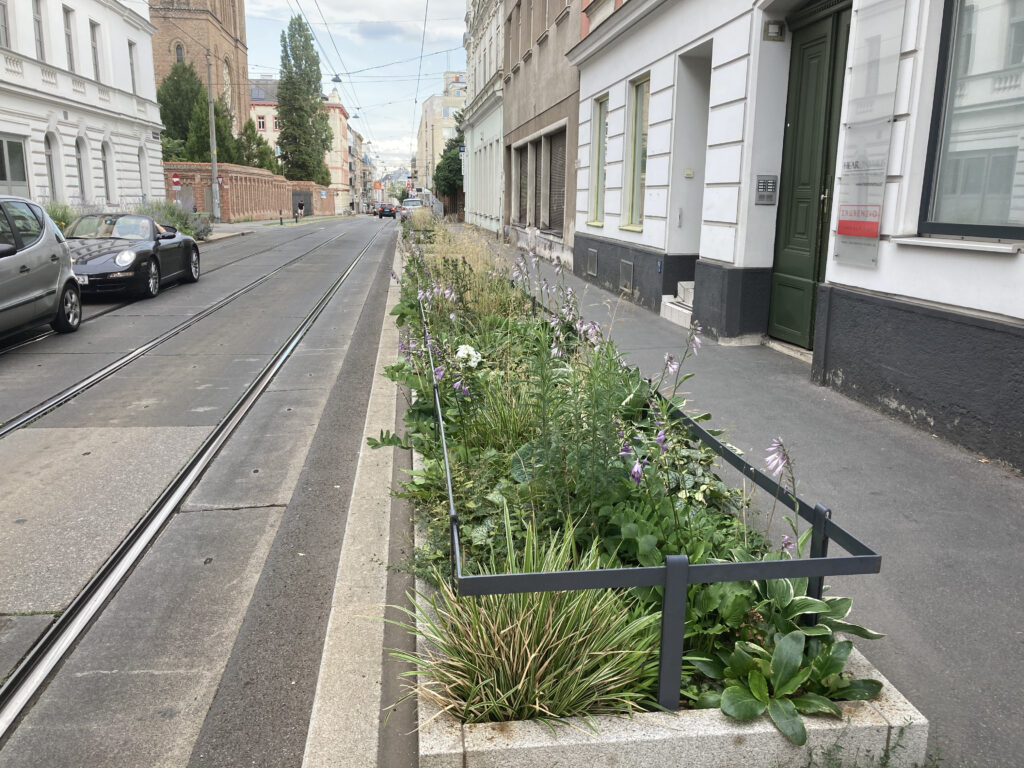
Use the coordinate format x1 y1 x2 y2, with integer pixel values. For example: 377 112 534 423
171 172 180 190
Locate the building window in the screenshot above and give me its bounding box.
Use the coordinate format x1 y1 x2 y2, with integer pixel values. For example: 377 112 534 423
102 143 114 203
90 22 101 81
63 6 75 72
75 137 87 202
257 115 265 130
274 116 280 130
45 133 59 202
590 96 608 224
624 76 650 228
128 40 137 94
34 0 46 61
0 1 10 50
0 136 29 196
176 44 183 63
138 147 148 200
923 0 1024 236
1009 0 1024 65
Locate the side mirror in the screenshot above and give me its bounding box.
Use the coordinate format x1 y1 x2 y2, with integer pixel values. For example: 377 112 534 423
0 243 17 258
161 225 178 234
158 231 176 240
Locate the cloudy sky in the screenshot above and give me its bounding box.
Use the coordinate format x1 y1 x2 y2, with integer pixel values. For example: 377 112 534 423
244 0 468 172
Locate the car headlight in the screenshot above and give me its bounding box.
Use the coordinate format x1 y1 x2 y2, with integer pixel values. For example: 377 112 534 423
114 250 137 267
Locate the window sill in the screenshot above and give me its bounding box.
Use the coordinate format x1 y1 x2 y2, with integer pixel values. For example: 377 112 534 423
503 73 512 83
586 220 603 227
537 29 549 44
512 62 521 74
619 224 643 233
890 235 1024 254
555 4 571 24
522 48 532 62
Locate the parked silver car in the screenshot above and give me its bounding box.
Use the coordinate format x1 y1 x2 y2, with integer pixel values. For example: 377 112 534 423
0 195 81 339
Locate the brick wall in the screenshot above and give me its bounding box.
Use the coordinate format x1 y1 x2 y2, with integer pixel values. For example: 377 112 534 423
164 163 335 222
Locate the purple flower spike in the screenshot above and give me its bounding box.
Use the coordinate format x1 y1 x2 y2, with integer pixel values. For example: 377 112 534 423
782 535 794 553
655 429 667 454
664 354 679 376
766 437 789 477
433 366 445 382
618 443 632 458
630 460 644 487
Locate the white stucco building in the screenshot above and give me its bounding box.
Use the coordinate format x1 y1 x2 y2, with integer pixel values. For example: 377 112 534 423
568 0 1024 467
463 0 504 232
0 0 163 205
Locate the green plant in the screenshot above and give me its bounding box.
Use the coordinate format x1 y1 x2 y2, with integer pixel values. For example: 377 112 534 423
389 517 661 724
43 201 79 232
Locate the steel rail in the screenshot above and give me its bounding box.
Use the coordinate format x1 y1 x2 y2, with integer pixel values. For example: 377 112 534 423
0 226 356 440
0 223 388 738
0 226 326 356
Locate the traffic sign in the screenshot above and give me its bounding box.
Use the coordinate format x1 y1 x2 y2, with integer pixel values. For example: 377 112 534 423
171 172 180 190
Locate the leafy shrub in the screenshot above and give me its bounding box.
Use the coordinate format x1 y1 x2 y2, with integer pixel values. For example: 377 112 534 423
132 200 209 239
43 201 79 233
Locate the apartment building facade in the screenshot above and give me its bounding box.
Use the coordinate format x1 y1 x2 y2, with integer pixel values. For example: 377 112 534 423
463 0 504 232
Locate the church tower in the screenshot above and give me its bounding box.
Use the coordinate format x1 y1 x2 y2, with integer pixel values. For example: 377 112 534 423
148 0 250 130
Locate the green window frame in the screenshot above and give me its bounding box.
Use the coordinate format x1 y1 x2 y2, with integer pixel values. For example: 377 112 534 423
589 95 608 225
623 76 650 230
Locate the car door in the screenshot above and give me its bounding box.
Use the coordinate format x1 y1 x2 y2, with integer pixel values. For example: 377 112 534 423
5 200 60 322
0 204 40 332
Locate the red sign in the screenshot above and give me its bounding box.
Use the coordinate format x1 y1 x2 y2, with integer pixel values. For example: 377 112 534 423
837 204 881 238
171 172 180 190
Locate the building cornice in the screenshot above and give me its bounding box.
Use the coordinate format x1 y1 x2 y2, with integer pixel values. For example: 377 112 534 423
1 84 163 132
566 0 671 67
101 0 157 35
463 71 504 123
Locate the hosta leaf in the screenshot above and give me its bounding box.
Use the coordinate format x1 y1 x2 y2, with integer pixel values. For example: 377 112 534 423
695 691 721 709
791 693 843 718
799 624 834 637
823 597 853 620
749 671 769 704
823 619 885 640
768 697 808 746
721 686 767 721
687 656 725 680
638 534 659 554
728 645 757 677
830 678 883 701
767 578 794 608
784 597 830 620
770 631 805 692
814 640 853 679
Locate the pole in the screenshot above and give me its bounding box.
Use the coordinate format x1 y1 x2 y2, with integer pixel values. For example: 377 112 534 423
205 52 221 223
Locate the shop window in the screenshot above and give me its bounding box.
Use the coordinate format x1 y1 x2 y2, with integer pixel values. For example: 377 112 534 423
923 0 1024 237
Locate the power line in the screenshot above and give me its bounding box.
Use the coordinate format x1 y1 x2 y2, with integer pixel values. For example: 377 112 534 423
411 0 430 159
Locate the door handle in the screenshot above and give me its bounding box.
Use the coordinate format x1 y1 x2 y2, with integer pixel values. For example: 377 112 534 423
19 265 30 273
50 254 59 262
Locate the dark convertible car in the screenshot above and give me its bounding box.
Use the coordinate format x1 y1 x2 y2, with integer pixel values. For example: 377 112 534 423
65 213 200 298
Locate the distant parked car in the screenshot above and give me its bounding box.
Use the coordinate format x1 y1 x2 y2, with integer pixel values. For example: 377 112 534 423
0 195 81 339
399 198 424 221
65 213 199 299
378 204 396 219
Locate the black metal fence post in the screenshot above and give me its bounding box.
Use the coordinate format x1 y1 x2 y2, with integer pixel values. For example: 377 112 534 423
808 504 832 601
657 554 689 710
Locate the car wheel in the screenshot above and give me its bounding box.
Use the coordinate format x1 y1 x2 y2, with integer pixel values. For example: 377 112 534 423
141 258 160 299
51 282 81 333
184 247 200 283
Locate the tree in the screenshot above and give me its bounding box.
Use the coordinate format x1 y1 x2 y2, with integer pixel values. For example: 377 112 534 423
183 96 238 165
277 16 332 183
157 62 205 143
433 133 464 198
236 119 281 173
388 182 409 204
161 134 186 162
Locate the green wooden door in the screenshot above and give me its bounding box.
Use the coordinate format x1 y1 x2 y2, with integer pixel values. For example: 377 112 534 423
768 7 850 348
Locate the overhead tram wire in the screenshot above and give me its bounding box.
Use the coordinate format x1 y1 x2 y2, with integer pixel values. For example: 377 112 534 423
411 0 431 158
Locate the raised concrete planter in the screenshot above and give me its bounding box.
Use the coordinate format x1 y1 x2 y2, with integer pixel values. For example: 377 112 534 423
418 649 927 767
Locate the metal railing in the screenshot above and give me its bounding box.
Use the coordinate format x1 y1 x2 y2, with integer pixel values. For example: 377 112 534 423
416 299 881 710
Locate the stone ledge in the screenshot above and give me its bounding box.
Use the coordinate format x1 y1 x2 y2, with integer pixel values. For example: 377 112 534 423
420 648 927 767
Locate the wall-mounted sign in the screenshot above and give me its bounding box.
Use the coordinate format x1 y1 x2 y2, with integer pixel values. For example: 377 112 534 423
833 0 906 267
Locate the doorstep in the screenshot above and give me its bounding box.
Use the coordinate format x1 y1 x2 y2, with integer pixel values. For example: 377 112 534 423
418 647 927 767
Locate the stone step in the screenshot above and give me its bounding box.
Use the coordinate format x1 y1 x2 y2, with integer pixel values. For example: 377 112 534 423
676 281 695 306
660 295 692 328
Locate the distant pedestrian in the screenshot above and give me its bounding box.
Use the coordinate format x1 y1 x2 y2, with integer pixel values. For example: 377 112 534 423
297 200 305 218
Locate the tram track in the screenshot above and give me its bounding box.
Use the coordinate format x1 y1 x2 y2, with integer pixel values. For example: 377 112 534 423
0 224 375 440
0 221 388 738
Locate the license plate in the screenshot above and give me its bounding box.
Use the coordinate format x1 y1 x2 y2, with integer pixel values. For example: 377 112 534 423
75 274 88 285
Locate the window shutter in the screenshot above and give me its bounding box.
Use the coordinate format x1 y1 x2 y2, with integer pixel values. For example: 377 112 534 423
533 139 541 227
518 148 528 224
549 130 566 234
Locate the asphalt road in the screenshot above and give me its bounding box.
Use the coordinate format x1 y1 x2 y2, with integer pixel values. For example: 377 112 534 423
0 217 403 766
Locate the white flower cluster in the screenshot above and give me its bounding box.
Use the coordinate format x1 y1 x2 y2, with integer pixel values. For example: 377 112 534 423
455 344 482 368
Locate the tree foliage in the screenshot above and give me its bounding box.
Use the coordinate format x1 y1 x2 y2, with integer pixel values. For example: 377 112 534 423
157 62 205 142
236 119 281 173
433 132 464 198
389 182 410 204
277 16 333 184
183 96 238 165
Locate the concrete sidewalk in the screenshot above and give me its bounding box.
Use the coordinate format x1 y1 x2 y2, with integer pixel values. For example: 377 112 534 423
466 225 1022 767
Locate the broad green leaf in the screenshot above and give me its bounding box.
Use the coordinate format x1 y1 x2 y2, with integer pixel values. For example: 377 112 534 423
823 597 853 620
748 671 769 704
770 631 805 692
814 640 853 679
797 527 814 557
738 641 770 660
727 645 757 677
768 697 808 746
775 666 811 698
695 691 721 709
823 619 885 640
831 678 883 701
784 597 830 620
799 624 834 637
620 522 639 540
767 578 794 608
638 534 659 554
791 692 843 718
721 685 767 721
687 656 725 680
